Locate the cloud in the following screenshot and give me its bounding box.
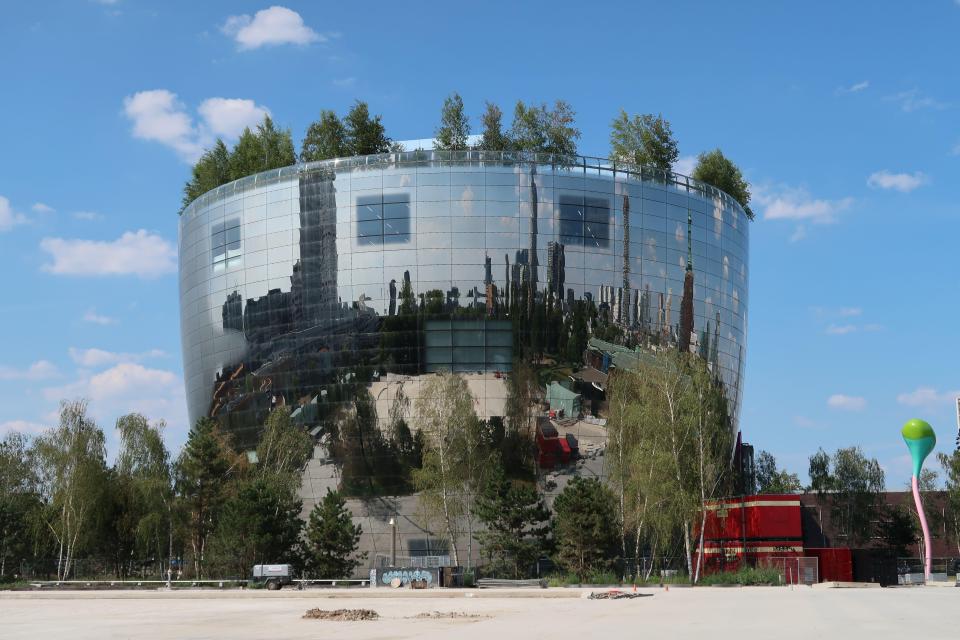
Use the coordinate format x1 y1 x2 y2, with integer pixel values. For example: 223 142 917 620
69 347 166 368
123 90 270 163
838 307 862 317
332 77 356 88
896 387 960 410
40 230 176 278
827 394 866 411
867 170 928 193
885 88 947 112
0 420 49 436
754 184 854 224
221 6 321 50
673 155 697 176
788 225 807 243
82 309 117 325
793 415 822 429
837 80 869 94
197 97 271 139
0 196 27 232
32 202 55 213
0 360 60 381
825 324 857 335
43 363 187 444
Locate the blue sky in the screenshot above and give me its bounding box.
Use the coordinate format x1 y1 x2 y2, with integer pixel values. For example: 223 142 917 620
1 1 958 486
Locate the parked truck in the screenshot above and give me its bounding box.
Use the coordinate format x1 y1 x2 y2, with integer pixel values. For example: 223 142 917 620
251 564 293 590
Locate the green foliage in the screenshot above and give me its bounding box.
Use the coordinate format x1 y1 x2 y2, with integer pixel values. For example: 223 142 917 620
475 461 550 578
333 392 409 496
479 102 509 151
0 433 42 579
255 407 313 495
300 109 348 162
174 418 245 578
343 100 391 155
692 149 754 219
552 477 619 581
877 504 918 556
697 566 783 586
807 446 884 546
434 92 470 151
181 139 230 212
609 110 678 172
208 476 303 577
510 100 580 157
755 450 802 494
300 489 365 579
938 450 960 554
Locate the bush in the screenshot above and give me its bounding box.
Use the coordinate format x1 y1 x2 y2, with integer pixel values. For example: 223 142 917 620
697 566 783 586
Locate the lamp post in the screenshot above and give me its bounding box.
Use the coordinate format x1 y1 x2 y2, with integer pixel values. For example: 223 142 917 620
389 517 397 567
901 418 936 581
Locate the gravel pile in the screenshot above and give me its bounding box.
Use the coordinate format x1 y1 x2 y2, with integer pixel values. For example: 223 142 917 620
303 608 379 621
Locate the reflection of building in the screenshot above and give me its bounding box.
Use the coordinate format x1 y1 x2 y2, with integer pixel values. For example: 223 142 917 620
180 150 749 453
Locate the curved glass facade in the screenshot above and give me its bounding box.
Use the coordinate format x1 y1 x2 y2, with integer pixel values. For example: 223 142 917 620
179 151 748 455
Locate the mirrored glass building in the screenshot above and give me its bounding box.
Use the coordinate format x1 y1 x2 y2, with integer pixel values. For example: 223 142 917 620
179 149 749 484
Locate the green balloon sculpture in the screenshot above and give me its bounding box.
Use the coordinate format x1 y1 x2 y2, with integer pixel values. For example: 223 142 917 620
901 419 936 580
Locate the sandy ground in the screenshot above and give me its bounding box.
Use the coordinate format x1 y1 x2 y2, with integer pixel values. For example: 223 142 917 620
1 586 957 640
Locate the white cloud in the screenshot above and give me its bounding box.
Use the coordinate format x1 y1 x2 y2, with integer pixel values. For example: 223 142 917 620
69 347 166 368
221 6 321 50
0 196 27 232
0 420 49 436
788 225 806 243
867 170 928 193
40 230 176 278
825 324 857 335
123 89 203 162
0 360 60 381
885 88 947 112
827 394 866 411
32 202 55 213
197 97 271 139
82 309 117 325
332 77 356 88
754 184 854 224
673 155 697 176
837 80 869 94
952 140 960 156
73 211 104 221
838 307 862 317
896 387 960 410
123 90 270 163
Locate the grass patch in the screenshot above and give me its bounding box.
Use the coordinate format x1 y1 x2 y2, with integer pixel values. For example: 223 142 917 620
696 566 783 586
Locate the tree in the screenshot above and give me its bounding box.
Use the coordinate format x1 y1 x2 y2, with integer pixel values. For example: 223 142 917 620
181 139 230 211
609 111 678 172
0 432 42 579
412 371 486 568
552 477 619 581
479 102 509 151
938 450 960 555
510 100 580 157
475 461 550 578
208 476 303 577
434 92 470 151
300 110 348 162
502 359 539 476
692 149 754 219
878 504 918 556
227 115 295 182
174 418 245 578
32 400 108 580
807 446 884 546
255 407 313 495
300 489 365 578
755 450 802 494
344 101 391 155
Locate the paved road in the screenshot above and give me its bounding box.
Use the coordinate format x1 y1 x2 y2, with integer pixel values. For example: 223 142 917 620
1 586 956 639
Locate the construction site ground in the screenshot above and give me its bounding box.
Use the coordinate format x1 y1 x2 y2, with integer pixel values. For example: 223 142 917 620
2 585 955 639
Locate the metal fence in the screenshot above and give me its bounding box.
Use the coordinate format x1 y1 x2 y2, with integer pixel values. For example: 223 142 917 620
757 556 819 585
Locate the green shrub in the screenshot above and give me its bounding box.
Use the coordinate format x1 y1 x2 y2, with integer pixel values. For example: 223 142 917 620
697 566 783 586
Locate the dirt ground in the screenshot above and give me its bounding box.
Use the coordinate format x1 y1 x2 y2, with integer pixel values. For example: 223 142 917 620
1 586 956 640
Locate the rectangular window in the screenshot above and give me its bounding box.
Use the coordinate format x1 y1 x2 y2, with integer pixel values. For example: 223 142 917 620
356 194 410 246
212 218 242 270
558 194 610 248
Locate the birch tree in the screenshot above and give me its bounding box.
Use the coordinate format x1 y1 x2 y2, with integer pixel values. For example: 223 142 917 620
33 400 108 580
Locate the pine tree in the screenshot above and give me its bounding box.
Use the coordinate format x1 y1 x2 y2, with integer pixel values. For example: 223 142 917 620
692 149 754 219
609 111 679 172
479 102 509 151
344 101 391 155
552 477 619 581
434 92 470 150
181 139 230 211
300 489 365 578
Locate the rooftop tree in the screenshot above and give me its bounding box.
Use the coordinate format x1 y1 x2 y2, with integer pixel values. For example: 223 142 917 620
510 100 580 157
434 92 470 151
609 110 678 172
344 100 391 155
479 101 510 151
300 109 348 162
692 149 754 219
181 139 230 212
